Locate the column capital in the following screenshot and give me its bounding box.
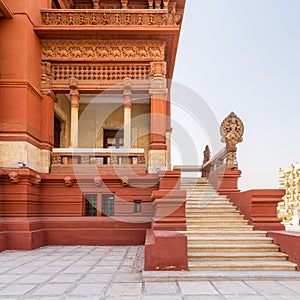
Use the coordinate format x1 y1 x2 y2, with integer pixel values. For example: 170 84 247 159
69 78 80 108
150 61 167 78
123 82 132 109
70 89 80 108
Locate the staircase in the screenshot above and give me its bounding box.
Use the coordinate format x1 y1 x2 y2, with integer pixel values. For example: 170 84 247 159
180 178 297 271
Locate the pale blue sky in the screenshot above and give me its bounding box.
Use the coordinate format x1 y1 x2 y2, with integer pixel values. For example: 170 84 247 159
172 0 300 190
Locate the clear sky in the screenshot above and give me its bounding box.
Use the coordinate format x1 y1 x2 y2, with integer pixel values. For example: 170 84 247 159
172 0 300 190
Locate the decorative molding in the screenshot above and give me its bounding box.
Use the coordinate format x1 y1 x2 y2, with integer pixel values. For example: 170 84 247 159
150 61 166 77
0 80 42 101
8 171 20 183
51 63 150 82
64 176 74 187
94 177 103 187
30 174 41 185
41 40 165 62
121 176 129 186
40 9 183 27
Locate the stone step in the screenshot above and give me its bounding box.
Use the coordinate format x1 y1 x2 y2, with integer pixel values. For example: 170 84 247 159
186 201 233 205
187 225 254 230
186 219 249 225
187 193 219 196
186 206 238 210
143 270 300 281
188 252 289 261
188 243 280 252
188 261 297 271
181 180 296 273
187 236 273 244
185 212 243 217
185 208 239 213
179 230 267 237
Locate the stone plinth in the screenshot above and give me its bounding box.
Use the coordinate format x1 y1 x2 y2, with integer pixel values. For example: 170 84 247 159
229 189 285 231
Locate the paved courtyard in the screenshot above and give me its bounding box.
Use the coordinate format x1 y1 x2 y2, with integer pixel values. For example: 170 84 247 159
0 246 299 299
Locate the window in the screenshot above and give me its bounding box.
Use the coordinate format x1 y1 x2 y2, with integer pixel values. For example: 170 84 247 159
84 194 97 216
102 194 114 216
134 201 142 214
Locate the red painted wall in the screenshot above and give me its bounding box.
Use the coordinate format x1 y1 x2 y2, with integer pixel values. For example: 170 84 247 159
268 231 300 271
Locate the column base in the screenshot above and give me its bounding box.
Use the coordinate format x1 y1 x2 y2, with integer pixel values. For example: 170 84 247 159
148 149 167 173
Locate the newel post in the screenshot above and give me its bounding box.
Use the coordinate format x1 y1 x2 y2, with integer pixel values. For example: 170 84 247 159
207 112 244 194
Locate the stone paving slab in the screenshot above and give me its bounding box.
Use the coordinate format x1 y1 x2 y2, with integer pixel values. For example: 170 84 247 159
0 246 299 299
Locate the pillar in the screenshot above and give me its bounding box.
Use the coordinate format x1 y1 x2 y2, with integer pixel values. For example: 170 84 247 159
69 79 80 148
148 62 168 173
123 82 132 149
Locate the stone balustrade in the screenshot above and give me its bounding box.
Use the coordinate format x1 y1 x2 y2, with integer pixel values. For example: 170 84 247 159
201 148 226 178
51 148 145 166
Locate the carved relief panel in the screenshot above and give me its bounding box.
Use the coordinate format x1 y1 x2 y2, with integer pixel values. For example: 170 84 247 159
41 40 165 62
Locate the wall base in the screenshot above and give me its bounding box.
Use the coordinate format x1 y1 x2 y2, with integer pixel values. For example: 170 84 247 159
144 230 188 271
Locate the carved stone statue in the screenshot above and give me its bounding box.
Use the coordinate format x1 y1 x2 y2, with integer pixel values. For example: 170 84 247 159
202 145 211 165
201 145 211 178
220 112 244 168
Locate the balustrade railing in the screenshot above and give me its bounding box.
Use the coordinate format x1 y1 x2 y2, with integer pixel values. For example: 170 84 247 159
52 63 150 82
201 148 226 178
51 148 145 166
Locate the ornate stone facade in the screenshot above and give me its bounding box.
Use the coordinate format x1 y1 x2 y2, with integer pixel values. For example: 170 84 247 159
278 164 300 225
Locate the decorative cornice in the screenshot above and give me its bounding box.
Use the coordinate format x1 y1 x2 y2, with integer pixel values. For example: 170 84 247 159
40 8 183 26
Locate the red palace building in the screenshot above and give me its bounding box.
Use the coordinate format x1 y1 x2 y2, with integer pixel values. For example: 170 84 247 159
0 0 299 271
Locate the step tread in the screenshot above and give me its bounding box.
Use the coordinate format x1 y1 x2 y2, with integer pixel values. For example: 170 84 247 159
179 230 267 235
188 252 288 257
188 243 279 249
187 236 273 241
189 261 297 267
181 180 294 273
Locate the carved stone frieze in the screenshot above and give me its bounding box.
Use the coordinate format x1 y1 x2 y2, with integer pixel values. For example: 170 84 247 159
41 40 165 62
220 112 244 168
40 9 182 27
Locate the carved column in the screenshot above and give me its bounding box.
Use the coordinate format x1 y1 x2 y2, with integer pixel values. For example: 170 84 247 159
148 0 154 9
121 0 128 9
154 0 162 9
69 79 80 148
123 81 132 149
92 0 99 9
148 62 168 172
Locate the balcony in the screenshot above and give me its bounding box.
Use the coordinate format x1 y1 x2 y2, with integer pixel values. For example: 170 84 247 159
51 148 147 174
